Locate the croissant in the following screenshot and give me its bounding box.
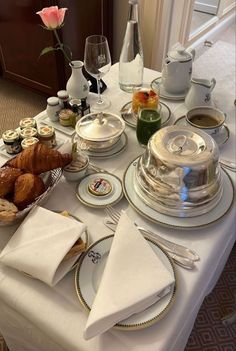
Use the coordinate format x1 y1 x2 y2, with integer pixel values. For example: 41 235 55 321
0 167 23 197
13 173 45 210
7 143 72 174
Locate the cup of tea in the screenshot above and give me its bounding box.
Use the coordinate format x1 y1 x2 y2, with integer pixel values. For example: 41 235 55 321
136 105 162 147
186 106 225 135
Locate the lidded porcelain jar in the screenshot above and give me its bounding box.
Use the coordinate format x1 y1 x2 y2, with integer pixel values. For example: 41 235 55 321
38 125 57 148
19 117 37 130
2 129 21 154
75 112 125 150
20 127 37 139
135 125 222 217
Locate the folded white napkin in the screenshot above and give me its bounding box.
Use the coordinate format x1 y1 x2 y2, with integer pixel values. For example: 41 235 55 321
84 211 175 340
0 206 86 286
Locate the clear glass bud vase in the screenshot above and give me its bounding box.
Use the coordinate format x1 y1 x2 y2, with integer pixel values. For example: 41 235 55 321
66 60 89 100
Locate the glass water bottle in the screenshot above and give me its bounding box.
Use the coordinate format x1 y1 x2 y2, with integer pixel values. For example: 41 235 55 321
119 0 144 92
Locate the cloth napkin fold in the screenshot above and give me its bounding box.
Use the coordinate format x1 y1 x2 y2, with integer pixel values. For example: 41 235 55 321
84 211 175 340
0 206 86 286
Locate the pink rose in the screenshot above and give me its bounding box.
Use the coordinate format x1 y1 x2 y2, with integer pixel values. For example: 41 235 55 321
36 6 67 29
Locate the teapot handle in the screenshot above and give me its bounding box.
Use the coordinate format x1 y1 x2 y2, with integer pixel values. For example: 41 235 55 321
210 78 216 92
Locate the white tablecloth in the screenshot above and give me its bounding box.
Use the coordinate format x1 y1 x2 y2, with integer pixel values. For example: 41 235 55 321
0 63 235 351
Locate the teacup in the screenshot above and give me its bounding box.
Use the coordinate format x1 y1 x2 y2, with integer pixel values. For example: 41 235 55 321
186 106 225 135
63 151 89 181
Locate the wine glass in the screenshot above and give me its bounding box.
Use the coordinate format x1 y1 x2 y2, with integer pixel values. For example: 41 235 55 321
84 35 111 110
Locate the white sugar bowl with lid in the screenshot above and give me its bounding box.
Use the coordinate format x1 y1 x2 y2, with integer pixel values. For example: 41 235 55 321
75 112 125 150
161 47 195 94
135 125 223 217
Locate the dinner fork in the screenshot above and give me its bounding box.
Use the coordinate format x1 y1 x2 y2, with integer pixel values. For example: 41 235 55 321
103 216 195 270
105 206 200 262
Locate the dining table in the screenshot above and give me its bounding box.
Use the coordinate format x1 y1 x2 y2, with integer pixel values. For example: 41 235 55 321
0 62 235 351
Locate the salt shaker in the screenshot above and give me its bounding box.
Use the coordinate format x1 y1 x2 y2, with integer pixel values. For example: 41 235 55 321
46 97 61 122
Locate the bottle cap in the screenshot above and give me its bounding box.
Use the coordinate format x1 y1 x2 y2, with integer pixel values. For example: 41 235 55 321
57 90 69 99
47 97 59 106
129 0 138 4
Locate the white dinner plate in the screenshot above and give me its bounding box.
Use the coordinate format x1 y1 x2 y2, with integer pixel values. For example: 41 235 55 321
38 114 75 136
84 132 128 159
123 157 235 229
174 116 230 147
76 172 123 208
151 77 188 101
120 101 171 128
75 235 177 330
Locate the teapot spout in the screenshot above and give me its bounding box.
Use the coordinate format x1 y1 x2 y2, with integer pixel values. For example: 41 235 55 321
186 47 196 61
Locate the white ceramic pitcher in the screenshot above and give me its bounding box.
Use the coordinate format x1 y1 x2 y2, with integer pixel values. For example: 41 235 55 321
161 48 195 94
185 78 216 109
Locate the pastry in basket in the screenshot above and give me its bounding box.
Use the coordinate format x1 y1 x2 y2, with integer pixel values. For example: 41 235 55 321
13 173 45 210
60 210 86 261
0 167 23 197
0 198 18 222
6 143 72 174
63 237 86 261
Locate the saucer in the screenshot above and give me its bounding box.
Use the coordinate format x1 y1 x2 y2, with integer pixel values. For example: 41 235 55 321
83 133 128 159
120 101 171 128
76 172 123 208
174 116 230 146
151 77 188 101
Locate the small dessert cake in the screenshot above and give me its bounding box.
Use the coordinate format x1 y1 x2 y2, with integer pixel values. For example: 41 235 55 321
88 177 112 196
132 89 159 115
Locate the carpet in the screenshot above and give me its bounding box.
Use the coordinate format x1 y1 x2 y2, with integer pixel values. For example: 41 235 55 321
0 78 46 136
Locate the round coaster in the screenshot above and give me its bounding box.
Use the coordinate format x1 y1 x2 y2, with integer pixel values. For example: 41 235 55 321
76 172 123 208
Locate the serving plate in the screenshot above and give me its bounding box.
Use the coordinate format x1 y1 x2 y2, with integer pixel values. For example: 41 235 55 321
120 101 171 128
82 132 128 159
38 114 75 136
151 77 188 101
123 157 234 229
75 235 177 330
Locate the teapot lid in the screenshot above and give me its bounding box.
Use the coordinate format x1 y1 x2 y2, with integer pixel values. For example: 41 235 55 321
75 112 125 141
168 49 192 62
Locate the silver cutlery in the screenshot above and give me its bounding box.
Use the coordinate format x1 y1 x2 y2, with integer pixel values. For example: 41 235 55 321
219 159 236 172
104 207 199 270
105 206 199 262
104 219 195 270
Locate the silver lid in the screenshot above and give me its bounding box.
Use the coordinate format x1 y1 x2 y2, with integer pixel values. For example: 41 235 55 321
75 112 125 142
149 125 218 167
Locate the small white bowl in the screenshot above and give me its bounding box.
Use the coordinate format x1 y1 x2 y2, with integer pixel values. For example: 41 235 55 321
63 152 89 182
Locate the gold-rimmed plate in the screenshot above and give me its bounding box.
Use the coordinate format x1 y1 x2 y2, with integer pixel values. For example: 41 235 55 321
120 101 171 128
123 157 234 229
76 172 123 208
174 116 230 147
75 235 177 330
